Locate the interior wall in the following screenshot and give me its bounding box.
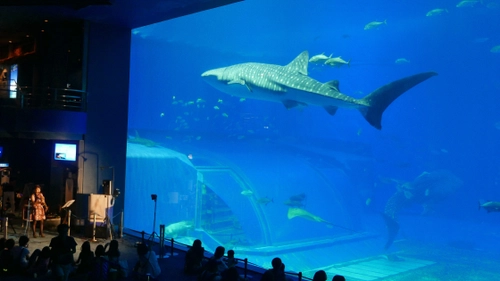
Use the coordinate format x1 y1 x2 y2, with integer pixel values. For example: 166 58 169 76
83 22 130 222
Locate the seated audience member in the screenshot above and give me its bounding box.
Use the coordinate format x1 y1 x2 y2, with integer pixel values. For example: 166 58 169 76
27 246 51 278
199 259 221 281
312 270 327 281
210 246 228 274
89 245 110 281
133 243 161 280
76 241 95 275
221 266 242 281
260 257 286 281
0 238 15 276
11 235 30 271
104 239 121 263
104 239 123 278
332 275 346 281
224 250 238 268
184 239 205 274
49 224 77 281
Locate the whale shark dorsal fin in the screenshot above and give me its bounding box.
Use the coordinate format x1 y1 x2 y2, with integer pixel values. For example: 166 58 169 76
325 80 340 91
285 51 309 76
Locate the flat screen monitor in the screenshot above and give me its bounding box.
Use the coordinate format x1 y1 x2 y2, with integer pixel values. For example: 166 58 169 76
9 64 17 98
54 143 77 161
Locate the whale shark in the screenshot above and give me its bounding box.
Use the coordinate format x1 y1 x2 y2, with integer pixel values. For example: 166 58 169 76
201 51 437 129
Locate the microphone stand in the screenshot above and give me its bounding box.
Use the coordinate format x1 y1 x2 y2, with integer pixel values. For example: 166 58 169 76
24 199 31 236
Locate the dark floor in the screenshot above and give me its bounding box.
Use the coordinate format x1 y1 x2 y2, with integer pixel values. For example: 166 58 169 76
1 227 268 281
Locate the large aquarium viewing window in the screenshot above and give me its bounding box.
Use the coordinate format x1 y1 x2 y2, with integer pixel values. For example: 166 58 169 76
126 0 500 279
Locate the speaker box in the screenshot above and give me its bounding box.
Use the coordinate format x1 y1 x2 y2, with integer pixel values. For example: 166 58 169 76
102 180 112 195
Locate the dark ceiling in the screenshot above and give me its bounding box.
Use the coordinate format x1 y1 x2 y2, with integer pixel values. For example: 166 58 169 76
0 0 242 46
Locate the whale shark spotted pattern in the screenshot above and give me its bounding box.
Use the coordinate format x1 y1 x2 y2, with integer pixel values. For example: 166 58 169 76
201 51 437 129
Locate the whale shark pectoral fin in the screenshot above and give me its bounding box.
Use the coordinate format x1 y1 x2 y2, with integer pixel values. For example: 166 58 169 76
325 80 340 91
324 105 338 116
228 79 252 92
283 100 307 109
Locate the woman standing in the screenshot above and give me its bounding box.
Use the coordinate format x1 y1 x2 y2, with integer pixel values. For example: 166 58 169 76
31 185 47 238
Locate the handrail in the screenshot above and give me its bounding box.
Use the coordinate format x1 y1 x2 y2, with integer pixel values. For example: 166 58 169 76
132 228 315 280
1 86 87 112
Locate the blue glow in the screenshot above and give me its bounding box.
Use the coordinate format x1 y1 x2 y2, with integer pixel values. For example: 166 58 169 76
126 0 500 279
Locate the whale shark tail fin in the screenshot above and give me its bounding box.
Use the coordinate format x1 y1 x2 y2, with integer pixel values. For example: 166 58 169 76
359 72 437 130
382 213 400 250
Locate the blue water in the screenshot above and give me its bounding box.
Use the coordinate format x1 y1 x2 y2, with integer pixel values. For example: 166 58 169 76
126 0 500 279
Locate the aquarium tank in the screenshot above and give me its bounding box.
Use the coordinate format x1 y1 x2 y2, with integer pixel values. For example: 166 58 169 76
125 0 500 279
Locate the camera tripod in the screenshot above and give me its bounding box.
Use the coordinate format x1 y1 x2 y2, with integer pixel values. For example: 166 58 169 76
105 196 115 240
147 194 159 242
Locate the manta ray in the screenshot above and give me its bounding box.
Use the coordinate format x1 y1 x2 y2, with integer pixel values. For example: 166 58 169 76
202 51 437 129
164 220 194 238
287 207 355 232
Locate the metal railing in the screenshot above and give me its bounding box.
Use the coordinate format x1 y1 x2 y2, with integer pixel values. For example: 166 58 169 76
1 86 87 112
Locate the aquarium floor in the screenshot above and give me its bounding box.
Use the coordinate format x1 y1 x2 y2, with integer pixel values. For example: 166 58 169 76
320 239 500 281
325 256 434 281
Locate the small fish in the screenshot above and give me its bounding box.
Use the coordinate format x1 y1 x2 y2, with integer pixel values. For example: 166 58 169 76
160 112 165 117
218 99 223 103
222 113 229 118
490 45 500 53
257 197 274 206
357 128 362 136
172 96 176 100
186 101 195 105
473 37 489 43
239 98 246 102
395 58 410 64
237 135 245 140
196 98 205 103
213 106 220 110
365 198 372 206
241 190 253 197
456 0 478 7
172 101 178 105
364 20 387 30
425 189 430 196
196 136 201 141
479 201 500 212
487 2 499 8
309 53 332 64
324 56 351 67
426 8 448 16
